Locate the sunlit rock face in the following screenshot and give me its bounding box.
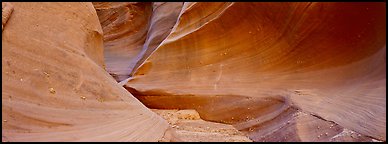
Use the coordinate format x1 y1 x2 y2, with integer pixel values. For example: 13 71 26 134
2 2 385 142
2 2 168 142
122 2 386 141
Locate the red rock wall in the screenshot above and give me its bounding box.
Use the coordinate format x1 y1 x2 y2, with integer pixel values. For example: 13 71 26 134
2 2 386 142
2 2 168 142
124 2 386 141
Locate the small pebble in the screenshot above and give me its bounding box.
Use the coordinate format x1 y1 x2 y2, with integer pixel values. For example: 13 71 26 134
49 88 56 94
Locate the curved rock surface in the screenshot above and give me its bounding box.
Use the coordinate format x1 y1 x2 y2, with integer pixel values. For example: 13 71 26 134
93 2 183 82
2 2 386 142
129 2 183 78
123 2 386 141
2 2 168 142
94 2 153 81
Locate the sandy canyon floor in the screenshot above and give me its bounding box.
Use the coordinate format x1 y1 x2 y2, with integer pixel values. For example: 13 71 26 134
153 109 252 142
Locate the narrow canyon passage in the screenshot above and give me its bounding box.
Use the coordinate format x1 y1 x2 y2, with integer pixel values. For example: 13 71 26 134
2 2 386 142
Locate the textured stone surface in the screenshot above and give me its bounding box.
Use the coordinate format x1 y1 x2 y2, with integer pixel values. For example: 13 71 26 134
2 2 168 142
2 2 13 31
153 109 252 142
124 2 386 141
94 2 153 81
2 2 386 142
93 2 183 82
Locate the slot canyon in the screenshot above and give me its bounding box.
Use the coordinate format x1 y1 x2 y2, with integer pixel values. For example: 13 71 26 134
2 2 386 142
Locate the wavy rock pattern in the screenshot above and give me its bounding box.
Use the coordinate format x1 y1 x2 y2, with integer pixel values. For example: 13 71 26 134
94 2 153 81
129 2 183 77
124 2 386 141
2 2 168 142
93 2 183 82
2 2 386 142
